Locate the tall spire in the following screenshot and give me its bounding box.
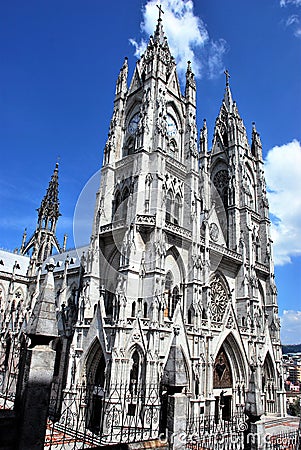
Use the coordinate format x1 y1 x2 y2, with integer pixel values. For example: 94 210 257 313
223 69 233 112
37 162 60 232
138 3 175 81
20 163 63 271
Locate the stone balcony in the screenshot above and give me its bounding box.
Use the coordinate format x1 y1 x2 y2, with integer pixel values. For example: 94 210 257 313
136 214 156 231
164 221 192 240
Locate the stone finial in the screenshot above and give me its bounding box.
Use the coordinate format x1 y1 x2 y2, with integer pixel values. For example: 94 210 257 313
245 364 264 421
26 258 58 343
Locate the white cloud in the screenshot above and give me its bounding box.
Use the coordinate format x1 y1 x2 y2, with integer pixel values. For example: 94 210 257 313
280 0 301 6
265 140 301 265
280 310 301 344
130 0 227 82
286 14 299 26
208 39 228 80
294 27 301 36
284 14 301 36
280 1 301 36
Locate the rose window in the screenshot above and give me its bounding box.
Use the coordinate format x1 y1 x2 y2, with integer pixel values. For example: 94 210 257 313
210 276 228 322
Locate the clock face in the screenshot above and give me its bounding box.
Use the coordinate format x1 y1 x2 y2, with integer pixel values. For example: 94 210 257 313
128 113 140 135
167 115 177 137
209 222 219 242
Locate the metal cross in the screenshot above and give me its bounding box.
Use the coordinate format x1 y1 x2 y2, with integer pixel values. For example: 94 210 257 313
224 69 230 86
157 3 164 20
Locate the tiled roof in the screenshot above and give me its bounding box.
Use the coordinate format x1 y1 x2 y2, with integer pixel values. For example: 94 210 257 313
0 249 30 276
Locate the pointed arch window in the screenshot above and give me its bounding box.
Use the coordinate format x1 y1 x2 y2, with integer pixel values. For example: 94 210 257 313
123 136 135 157
168 139 178 157
164 271 173 318
131 301 136 317
113 190 121 220
174 194 181 225
171 285 179 317
165 190 173 222
188 305 195 325
213 346 233 389
165 271 173 291
88 352 106 433
129 350 140 395
255 237 261 261
213 170 229 210
121 187 130 220
104 290 114 318
143 302 148 318
95 354 106 387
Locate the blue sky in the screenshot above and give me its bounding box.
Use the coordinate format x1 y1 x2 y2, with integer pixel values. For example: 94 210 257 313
0 0 300 343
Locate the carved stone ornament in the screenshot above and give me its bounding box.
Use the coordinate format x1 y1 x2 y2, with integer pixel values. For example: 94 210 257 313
209 276 228 322
209 222 219 242
226 311 234 329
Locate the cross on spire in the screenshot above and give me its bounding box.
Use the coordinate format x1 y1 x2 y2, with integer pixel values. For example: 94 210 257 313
224 69 230 87
157 3 164 20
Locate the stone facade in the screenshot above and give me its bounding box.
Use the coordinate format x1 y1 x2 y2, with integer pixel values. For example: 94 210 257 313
0 14 286 444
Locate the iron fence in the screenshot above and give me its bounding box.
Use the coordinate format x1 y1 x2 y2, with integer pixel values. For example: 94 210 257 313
0 333 23 410
185 413 247 450
45 382 160 449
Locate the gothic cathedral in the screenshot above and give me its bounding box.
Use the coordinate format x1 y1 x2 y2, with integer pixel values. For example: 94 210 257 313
0 12 285 444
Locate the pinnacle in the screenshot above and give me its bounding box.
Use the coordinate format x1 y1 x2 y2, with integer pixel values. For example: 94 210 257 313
154 16 165 44
223 70 233 112
38 163 60 223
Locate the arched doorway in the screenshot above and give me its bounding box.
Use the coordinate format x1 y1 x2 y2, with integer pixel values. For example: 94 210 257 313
213 346 233 421
213 335 246 421
262 353 276 414
86 340 106 434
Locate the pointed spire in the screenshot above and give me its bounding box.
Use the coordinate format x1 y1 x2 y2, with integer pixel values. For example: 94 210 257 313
20 163 62 267
137 4 175 82
223 69 233 111
251 122 262 158
37 162 60 232
185 61 196 95
154 4 165 44
26 258 58 343
21 228 27 252
115 57 128 97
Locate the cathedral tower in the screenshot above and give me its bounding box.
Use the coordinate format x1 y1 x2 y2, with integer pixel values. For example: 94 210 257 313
65 12 285 443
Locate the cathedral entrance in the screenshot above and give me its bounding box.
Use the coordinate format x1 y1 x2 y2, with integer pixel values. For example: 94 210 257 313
85 341 106 434
213 345 233 422
89 354 106 433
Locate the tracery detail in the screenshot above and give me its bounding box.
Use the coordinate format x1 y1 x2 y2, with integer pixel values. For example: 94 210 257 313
210 275 228 322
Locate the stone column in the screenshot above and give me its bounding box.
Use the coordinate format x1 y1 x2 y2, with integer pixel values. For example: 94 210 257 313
16 259 58 450
167 393 189 450
244 365 265 450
